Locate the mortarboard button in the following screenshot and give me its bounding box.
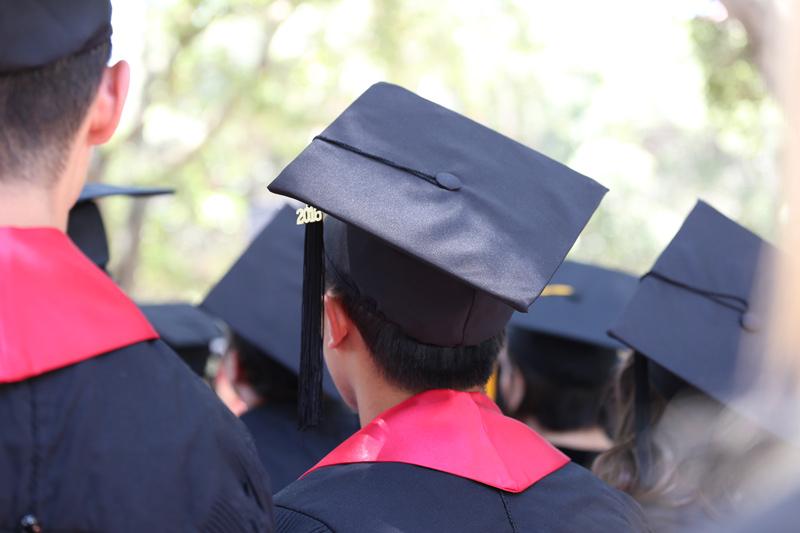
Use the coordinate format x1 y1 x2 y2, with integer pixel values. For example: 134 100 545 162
741 311 762 333
435 172 462 191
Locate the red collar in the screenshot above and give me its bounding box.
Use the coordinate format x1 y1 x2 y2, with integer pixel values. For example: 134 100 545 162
0 227 158 382
306 389 569 493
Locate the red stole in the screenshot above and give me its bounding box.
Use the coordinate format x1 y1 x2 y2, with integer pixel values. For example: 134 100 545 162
0 227 158 383
307 389 569 493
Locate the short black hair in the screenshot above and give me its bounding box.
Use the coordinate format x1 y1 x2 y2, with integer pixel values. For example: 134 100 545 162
505 331 619 431
508 364 613 431
0 43 111 183
230 331 299 404
327 267 504 393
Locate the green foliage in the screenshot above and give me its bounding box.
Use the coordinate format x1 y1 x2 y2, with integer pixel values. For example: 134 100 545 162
98 1 782 301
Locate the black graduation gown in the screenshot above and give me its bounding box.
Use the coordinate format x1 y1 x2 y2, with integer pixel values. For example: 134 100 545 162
0 340 274 532
275 461 649 532
273 390 649 533
241 400 358 493
0 227 273 532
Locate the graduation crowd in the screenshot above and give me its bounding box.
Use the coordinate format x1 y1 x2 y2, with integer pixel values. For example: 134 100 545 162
1 2 798 532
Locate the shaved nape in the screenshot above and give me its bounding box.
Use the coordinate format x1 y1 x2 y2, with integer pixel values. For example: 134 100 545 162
0 43 110 185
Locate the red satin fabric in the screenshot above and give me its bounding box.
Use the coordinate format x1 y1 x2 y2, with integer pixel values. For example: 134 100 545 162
0 227 158 383
307 389 569 493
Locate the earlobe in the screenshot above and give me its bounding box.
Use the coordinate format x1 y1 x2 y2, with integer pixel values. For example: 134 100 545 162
87 60 130 145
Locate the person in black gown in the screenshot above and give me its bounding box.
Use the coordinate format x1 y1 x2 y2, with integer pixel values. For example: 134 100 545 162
140 303 224 379
266 82 649 532
594 201 784 533
498 260 637 468
202 205 358 493
0 3 272 530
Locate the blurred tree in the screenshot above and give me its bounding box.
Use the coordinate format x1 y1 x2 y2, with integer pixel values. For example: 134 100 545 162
99 0 783 300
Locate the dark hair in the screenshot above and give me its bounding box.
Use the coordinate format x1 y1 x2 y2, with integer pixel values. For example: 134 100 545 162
510 367 613 431
327 269 505 393
230 332 298 404
0 43 111 183
506 333 618 431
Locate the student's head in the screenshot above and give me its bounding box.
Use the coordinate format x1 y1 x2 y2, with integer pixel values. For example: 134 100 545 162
225 331 299 408
323 265 505 410
593 355 774 520
500 330 618 432
1 1 129 226
267 83 608 426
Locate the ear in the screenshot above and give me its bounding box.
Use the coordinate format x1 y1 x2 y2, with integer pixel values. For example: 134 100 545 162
86 60 130 145
324 293 351 349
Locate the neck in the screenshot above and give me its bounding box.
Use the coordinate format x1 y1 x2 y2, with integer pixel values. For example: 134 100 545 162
355 385 485 428
356 385 414 428
524 417 613 451
0 182 70 230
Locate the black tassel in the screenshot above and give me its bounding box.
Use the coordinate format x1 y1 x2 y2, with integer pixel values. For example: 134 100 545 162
298 215 325 429
633 352 652 485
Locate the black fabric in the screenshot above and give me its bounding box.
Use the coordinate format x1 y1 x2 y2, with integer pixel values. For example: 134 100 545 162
0 0 112 73
274 461 649 532
0 340 273 532
68 183 174 271
77 183 174 203
507 330 619 387
140 303 221 350
202 206 339 397
241 400 358 494
66 201 110 270
140 304 222 376
268 82 607 347
509 260 637 349
324 217 514 346
610 201 779 436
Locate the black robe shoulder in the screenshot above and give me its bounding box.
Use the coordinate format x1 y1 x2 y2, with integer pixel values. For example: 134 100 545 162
274 461 649 533
0 340 274 532
241 400 358 493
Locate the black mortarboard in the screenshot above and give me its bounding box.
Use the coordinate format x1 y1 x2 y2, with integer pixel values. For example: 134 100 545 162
140 303 223 378
511 261 637 349
268 82 607 426
201 205 340 397
609 201 780 456
67 183 174 270
507 261 637 386
0 0 112 74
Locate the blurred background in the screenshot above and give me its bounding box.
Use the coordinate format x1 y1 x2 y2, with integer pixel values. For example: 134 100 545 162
98 0 785 301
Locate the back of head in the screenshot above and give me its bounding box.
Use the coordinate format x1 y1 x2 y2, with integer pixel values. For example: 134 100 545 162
326 265 505 393
230 331 299 404
506 330 618 431
594 356 775 529
1 31 111 184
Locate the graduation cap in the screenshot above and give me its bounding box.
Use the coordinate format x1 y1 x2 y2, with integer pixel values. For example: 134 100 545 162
0 0 112 74
268 82 608 426
67 183 174 270
201 205 340 397
507 261 638 387
140 303 222 378
609 201 779 466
